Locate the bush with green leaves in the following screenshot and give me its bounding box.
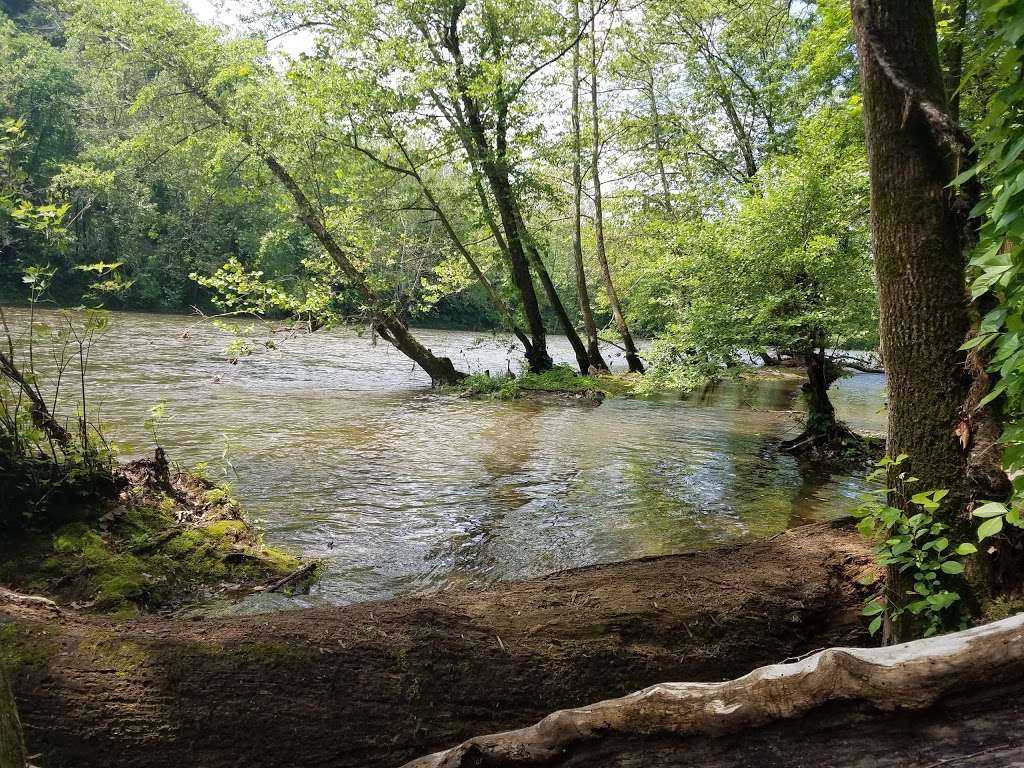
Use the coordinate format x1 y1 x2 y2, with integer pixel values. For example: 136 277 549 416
853 454 977 638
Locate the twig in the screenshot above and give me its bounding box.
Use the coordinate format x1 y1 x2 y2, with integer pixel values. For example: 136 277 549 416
262 562 318 593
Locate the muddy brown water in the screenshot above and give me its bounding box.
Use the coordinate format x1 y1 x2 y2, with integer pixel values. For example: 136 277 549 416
1 308 886 610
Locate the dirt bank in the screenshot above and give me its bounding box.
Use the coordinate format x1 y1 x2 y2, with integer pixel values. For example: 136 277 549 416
2 520 876 768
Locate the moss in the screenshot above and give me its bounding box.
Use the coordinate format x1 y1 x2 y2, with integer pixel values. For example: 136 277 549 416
0 470 312 616
980 596 1024 623
448 366 638 401
0 623 60 667
80 630 147 678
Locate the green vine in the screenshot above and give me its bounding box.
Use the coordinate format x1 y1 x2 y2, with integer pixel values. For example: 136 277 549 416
853 455 977 638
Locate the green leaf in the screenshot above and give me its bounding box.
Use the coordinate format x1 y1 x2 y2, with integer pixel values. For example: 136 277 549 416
972 502 1008 518
867 616 882 636
955 543 978 555
862 598 885 616
978 515 1005 542
940 560 964 575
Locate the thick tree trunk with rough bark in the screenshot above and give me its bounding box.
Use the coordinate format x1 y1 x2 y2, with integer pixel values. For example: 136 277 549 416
3 522 872 768
589 0 644 374
852 0 1014 638
0 666 25 768
404 614 1024 768
853 0 970 500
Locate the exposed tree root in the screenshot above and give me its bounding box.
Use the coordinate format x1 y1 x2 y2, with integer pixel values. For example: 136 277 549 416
780 422 884 467
404 614 1024 768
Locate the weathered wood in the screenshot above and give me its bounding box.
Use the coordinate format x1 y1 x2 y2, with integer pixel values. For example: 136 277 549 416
405 614 1024 767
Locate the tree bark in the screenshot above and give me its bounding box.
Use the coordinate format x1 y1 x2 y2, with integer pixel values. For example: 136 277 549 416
441 4 553 373
588 0 644 374
519 219 595 376
852 0 1011 638
853 0 971 503
403 613 1024 768
803 344 837 435
570 0 608 373
5 521 873 768
0 666 26 768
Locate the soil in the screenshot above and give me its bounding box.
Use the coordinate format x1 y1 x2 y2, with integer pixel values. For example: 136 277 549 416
1 520 877 768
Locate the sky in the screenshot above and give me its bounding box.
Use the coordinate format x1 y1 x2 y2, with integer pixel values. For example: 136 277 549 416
184 0 314 57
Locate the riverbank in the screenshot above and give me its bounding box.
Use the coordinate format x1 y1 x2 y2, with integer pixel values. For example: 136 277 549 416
0 451 316 617
1 520 876 767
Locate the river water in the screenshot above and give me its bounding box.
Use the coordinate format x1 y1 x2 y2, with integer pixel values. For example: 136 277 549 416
3 308 887 608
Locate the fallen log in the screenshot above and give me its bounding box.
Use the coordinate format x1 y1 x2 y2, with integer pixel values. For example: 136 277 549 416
1 521 875 768
405 614 1024 768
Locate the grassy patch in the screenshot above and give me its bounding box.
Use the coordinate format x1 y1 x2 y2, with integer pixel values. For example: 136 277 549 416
448 365 639 401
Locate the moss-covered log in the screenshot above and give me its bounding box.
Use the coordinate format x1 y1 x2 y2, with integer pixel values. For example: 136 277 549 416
0 521 874 768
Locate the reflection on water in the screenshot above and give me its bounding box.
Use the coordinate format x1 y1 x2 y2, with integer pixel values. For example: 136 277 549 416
2 308 887 606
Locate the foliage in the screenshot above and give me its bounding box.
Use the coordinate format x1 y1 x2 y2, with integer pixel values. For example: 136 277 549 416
451 365 606 400
956 0 1024 567
853 455 977 638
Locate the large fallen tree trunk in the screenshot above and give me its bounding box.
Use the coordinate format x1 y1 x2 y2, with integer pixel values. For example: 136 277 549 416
406 614 1024 768
0 522 874 768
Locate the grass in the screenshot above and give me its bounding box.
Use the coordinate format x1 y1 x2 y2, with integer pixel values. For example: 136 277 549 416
448 365 642 401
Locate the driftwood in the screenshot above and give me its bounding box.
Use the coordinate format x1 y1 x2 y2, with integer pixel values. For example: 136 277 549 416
0 589 59 616
404 614 1024 768
261 561 318 593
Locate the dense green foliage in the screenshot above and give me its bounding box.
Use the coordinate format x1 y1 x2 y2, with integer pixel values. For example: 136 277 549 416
956 0 1024 549
0 0 881 370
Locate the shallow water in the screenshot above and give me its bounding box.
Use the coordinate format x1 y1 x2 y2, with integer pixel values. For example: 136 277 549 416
2 308 887 608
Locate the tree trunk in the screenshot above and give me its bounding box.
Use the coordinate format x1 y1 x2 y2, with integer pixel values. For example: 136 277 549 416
440 9 552 373
570 0 608 373
853 0 970 503
5 522 872 768
193 94 466 387
803 344 837 435
403 614 1024 768
852 0 1010 639
589 0 644 374
259 156 465 387
0 666 26 768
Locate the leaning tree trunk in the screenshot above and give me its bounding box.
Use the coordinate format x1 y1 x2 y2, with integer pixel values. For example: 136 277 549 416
588 0 644 374
570 0 608 373
0 666 26 768
403 613 1024 767
851 0 1012 639
194 95 466 387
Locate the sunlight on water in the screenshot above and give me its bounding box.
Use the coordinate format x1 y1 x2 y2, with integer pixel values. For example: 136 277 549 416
2 308 888 606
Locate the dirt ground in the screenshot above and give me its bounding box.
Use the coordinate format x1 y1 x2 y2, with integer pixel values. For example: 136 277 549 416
2 520 876 768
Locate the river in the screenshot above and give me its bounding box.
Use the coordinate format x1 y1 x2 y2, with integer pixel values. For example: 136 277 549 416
3 308 887 610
